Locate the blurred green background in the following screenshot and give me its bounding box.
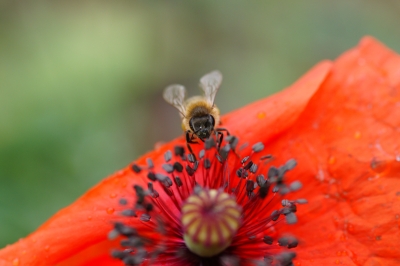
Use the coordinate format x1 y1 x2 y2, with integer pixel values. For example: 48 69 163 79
1 0 400 248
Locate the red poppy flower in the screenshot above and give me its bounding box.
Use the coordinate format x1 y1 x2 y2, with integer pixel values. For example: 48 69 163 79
1 36 400 266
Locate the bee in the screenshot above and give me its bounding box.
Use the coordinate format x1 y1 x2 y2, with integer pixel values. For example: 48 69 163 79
163 70 229 157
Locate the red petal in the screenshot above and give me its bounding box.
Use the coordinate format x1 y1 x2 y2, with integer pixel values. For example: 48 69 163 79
269 37 400 265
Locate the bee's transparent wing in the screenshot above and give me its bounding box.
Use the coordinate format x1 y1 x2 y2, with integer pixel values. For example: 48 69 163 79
163 84 187 117
199 70 223 106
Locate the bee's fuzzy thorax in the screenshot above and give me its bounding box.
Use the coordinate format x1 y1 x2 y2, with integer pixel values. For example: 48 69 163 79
182 96 220 134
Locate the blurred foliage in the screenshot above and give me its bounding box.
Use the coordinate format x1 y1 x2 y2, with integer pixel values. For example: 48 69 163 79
1 0 400 248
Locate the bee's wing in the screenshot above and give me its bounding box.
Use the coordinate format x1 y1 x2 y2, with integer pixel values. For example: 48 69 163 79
199 70 223 106
163 84 187 117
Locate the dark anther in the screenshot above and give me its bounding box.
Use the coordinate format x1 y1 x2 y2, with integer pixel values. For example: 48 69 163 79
199 149 205 159
194 185 202 194
155 174 173 187
281 199 290 206
270 210 280 221
277 166 287 181
164 150 172 162
260 154 273 160
268 166 279 179
219 144 231 161
148 182 159 198
147 172 156 181
227 135 239 149
193 161 199 171
281 207 291 215
243 171 248 178
246 180 255 192
174 177 183 187
252 142 264 152
114 222 137 237
119 198 128 205
131 164 141 173
287 203 297 213
285 158 297 170
140 213 151 222
295 198 308 204
187 153 196 163
288 241 298 249
161 185 173 196
174 146 185 157
285 212 298 224
263 235 274 245
205 138 216 150
146 158 154 169
241 156 250 164
204 158 211 169
236 167 244 178
121 209 137 217
256 174 266 186
123 255 142 265
278 236 298 249
173 162 183 172
244 161 253 170
133 185 146 204
145 203 153 212
120 238 141 248
186 165 195 176
275 252 296 265
249 163 258 173
162 163 174 173
289 180 302 191
111 249 130 259
259 184 269 199
278 237 289 247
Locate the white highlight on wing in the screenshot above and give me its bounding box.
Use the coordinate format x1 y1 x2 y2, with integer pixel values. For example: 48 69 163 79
163 84 187 117
199 70 223 106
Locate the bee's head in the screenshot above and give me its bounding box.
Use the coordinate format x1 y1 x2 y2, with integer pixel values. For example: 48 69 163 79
189 115 215 139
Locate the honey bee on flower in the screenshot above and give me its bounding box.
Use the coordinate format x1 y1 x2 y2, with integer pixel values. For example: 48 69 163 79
163 70 229 157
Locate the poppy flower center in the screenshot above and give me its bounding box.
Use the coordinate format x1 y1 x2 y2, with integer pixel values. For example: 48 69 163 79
181 188 242 257
110 135 305 265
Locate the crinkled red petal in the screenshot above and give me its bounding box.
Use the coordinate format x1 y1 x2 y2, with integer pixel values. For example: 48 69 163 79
270 37 400 265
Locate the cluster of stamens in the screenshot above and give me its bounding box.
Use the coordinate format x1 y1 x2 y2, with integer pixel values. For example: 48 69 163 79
109 135 307 266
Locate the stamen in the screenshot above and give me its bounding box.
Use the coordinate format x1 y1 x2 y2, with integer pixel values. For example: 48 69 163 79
162 163 174 173
252 142 264 152
131 164 141 173
146 158 154 169
164 150 172 162
173 162 184 172
111 135 304 266
174 146 185 157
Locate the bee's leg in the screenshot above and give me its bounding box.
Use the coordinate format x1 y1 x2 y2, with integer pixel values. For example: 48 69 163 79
216 128 241 157
185 130 197 161
216 128 230 149
186 130 198 144
216 127 230 136
215 130 224 151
